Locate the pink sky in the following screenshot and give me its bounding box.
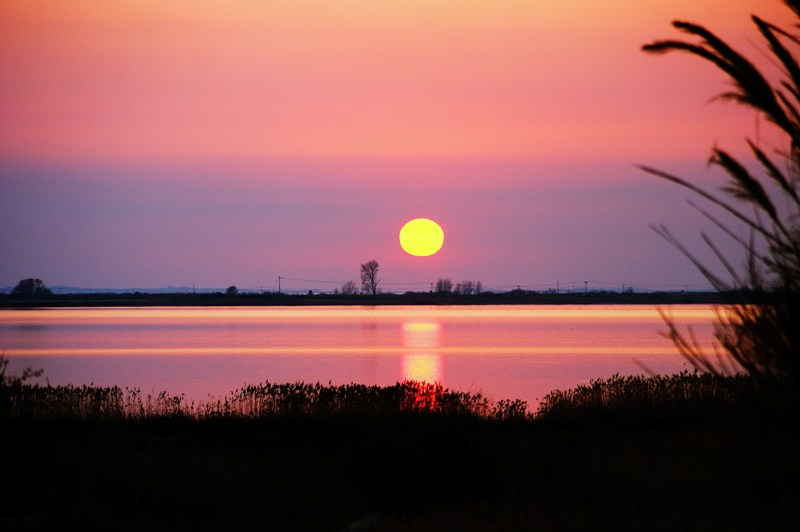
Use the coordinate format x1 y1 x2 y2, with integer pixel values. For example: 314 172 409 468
0 1 794 291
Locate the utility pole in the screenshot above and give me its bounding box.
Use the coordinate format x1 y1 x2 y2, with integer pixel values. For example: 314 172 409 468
278 276 281 295
556 280 559 294
584 281 588 294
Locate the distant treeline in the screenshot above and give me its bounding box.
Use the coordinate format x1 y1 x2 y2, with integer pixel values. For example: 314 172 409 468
0 289 728 307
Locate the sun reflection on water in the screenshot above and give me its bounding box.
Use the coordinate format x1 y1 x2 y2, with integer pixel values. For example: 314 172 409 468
401 322 442 383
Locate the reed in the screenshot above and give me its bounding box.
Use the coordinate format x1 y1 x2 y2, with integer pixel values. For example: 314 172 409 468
535 369 796 425
642 0 800 382
0 357 528 421
5 354 792 425
4 356 797 530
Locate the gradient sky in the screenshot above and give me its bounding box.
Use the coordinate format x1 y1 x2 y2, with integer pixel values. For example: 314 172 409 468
0 1 793 292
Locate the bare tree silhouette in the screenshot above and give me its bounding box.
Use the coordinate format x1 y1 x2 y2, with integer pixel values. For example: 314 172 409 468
360 260 380 296
435 278 452 294
341 280 358 295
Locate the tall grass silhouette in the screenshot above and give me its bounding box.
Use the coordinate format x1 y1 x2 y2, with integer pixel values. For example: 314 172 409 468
0 356 528 420
4 354 786 424
535 370 795 425
642 0 800 383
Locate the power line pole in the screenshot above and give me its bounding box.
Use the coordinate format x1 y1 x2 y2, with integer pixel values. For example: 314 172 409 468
278 276 281 295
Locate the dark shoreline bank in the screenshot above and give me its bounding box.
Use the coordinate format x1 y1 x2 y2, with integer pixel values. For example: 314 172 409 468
0 290 726 308
4 374 798 531
4 362 798 530
7 414 798 531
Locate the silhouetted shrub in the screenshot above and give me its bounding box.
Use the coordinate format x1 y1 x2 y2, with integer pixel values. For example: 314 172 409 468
11 278 53 297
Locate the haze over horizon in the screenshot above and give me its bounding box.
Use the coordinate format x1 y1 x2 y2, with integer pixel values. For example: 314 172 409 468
1 1 792 292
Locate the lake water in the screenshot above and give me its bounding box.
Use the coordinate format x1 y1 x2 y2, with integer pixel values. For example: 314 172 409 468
0 305 719 408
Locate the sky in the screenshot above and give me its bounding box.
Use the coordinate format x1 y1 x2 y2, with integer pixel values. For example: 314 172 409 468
0 1 794 292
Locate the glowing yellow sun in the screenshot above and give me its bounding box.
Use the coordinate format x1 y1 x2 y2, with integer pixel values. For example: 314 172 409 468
399 218 444 257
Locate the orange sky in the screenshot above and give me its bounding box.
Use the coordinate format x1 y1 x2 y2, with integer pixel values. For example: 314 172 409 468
1 1 790 163
0 1 795 289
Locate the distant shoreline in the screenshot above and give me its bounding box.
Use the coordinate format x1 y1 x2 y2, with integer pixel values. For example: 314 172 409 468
0 290 727 308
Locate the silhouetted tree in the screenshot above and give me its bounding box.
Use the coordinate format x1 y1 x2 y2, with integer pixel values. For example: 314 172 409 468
642 0 800 380
341 280 358 295
226 285 238 296
450 280 482 294
435 278 452 293
454 280 478 295
11 278 53 297
360 260 380 296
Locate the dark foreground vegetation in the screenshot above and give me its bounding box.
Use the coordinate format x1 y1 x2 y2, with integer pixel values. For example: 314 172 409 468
3 361 798 531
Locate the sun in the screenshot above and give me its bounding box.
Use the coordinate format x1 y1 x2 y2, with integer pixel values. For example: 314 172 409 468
399 218 444 257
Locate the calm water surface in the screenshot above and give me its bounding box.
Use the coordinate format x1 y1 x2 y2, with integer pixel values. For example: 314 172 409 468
1 305 718 408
